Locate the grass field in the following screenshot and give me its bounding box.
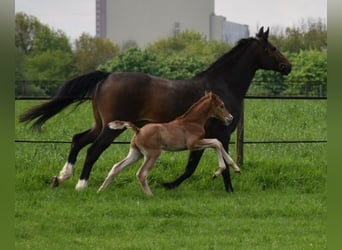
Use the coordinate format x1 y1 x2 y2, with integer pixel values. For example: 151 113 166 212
15 99 327 249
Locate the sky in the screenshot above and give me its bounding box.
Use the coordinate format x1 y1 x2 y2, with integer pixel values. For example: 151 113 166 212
15 0 327 41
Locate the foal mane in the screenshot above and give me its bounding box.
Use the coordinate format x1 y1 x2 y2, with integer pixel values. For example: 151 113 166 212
195 38 256 77
175 93 213 120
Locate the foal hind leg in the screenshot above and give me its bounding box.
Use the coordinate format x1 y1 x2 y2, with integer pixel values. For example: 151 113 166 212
136 152 160 196
98 147 142 192
51 128 100 187
75 127 125 190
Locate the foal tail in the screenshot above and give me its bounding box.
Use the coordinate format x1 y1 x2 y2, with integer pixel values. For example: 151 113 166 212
19 70 111 130
108 121 140 134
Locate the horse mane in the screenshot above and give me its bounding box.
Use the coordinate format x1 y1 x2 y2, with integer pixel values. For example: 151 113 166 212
175 93 211 120
195 38 257 77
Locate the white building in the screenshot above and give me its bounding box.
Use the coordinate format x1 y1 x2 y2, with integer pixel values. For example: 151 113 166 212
96 0 249 47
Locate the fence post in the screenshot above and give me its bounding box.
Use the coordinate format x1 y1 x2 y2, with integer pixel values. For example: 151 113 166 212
236 100 244 165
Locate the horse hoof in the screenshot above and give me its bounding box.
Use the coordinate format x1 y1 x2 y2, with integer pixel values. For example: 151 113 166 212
212 174 217 180
235 170 241 174
50 176 59 188
161 182 176 190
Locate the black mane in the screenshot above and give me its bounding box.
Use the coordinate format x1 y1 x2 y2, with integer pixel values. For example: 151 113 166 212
195 38 256 77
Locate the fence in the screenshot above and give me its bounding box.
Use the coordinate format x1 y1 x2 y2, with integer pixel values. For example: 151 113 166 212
15 95 327 165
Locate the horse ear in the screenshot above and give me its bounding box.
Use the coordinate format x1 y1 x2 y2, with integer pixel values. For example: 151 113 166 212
256 27 264 38
256 26 269 42
264 27 269 40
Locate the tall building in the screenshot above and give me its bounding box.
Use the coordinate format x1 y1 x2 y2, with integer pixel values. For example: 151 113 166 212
96 0 249 47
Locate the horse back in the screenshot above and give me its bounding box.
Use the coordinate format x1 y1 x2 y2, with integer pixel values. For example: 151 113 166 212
94 72 203 126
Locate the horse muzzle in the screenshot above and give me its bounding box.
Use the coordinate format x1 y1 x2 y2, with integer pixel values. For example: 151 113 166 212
279 63 292 75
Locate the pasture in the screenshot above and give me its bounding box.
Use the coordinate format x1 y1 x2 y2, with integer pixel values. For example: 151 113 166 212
15 99 327 249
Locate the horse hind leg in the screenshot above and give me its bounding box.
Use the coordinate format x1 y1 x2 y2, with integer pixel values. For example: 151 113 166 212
98 147 142 192
75 127 125 190
51 128 100 188
162 150 204 189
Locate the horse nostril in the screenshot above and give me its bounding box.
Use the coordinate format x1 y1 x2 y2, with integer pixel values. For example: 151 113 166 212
279 63 291 75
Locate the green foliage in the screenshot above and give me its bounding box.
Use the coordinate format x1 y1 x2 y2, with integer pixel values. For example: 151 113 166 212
15 12 72 55
74 33 120 75
284 50 327 96
249 50 327 96
15 12 75 96
270 18 327 53
98 47 160 74
98 47 208 79
22 50 75 96
147 30 230 61
98 31 230 79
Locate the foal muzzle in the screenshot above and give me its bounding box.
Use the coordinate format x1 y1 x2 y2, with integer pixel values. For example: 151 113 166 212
225 114 234 125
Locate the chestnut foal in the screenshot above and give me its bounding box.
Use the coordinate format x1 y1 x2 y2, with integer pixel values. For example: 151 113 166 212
98 92 240 195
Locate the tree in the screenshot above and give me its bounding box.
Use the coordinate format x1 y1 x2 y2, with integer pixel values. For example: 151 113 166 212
269 18 327 53
15 12 75 96
73 33 120 74
147 30 230 62
284 50 327 96
23 50 75 96
98 47 160 74
98 47 208 80
15 12 72 55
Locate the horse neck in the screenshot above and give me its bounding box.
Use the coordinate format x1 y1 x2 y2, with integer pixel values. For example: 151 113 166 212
177 99 213 125
198 41 259 100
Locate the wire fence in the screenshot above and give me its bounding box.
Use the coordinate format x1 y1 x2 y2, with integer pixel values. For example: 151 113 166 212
15 95 327 164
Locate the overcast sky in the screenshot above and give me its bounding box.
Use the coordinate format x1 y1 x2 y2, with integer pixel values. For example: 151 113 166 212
15 0 327 41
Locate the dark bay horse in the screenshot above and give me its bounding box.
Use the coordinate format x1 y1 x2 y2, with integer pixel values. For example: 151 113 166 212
98 92 240 195
20 27 292 192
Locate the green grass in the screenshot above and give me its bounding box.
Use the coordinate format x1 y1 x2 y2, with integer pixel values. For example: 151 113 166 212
15 99 327 249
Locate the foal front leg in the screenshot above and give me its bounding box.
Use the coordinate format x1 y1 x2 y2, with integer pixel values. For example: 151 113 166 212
209 141 241 178
190 139 239 179
220 148 240 173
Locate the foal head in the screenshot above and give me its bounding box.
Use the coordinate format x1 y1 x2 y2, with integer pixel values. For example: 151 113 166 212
253 27 292 75
207 92 233 125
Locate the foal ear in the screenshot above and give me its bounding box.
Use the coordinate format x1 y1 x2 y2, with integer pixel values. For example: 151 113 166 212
205 90 212 98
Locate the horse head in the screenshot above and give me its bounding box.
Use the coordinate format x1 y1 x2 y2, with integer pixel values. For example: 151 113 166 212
255 27 292 75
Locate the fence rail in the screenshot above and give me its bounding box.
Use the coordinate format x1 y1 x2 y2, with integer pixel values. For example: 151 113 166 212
15 96 327 164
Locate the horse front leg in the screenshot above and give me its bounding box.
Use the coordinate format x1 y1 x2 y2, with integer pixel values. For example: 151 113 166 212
215 130 234 193
161 149 204 189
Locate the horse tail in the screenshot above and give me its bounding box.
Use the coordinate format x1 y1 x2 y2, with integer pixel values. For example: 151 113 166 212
19 70 111 130
108 121 140 134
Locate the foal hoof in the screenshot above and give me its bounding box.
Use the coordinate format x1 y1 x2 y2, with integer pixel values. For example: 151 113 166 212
50 176 59 188
234 170 241 174
212 174 218 180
